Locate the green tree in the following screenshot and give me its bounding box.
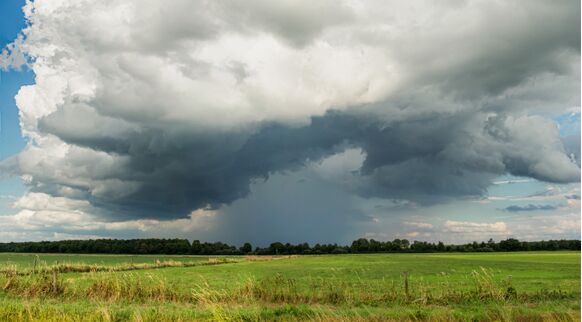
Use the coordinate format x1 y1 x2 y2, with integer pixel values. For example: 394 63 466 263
240 242 253 254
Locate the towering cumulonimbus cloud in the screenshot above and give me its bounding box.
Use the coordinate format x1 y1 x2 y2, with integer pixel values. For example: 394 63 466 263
4 0 580 222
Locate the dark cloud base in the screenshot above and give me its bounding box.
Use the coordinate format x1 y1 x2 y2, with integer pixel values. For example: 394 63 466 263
503 204 558 212
31 108 579 220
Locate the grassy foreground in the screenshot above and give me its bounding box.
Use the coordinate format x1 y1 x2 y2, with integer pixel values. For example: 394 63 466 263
0 252 578 321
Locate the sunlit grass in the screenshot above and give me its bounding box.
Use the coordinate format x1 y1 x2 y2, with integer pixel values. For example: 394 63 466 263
0 251 578 321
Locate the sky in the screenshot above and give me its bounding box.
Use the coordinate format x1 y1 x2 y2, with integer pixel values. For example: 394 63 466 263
0 0 580 246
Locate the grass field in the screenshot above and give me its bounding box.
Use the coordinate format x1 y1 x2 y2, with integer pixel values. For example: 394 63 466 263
0 252 578 321
0 253 214 269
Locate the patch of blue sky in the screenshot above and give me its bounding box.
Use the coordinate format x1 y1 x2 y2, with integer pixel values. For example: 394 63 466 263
484 175 573 213
0 1 28 47
0 69 33 160
1 0 30 160
555 111 580 137
487 175 548 198
0 0 31 215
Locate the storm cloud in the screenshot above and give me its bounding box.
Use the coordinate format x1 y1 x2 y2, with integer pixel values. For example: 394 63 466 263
2 0 580 235
503 204 558 212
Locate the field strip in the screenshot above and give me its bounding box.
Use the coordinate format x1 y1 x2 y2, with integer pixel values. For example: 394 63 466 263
0 259 237 276
0 255 298 276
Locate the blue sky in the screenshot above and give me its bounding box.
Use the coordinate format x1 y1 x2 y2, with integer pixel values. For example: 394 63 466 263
1 0 30 159
0 0 579 244
0 0 31 214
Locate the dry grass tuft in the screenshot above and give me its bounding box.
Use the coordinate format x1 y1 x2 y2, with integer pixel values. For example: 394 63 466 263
86 273 179 302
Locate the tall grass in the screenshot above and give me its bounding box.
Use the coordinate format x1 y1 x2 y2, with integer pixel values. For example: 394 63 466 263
0 265 575 306
86 272 180 302
0 257 239 276
2 271 65 297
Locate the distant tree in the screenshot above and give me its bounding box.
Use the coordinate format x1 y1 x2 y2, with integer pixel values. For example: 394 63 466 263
332 247 348 254
499 238 521 251
269 242 284 255
240 242 253 254
351 238 370 253
437 241 445 252
0 237 577 255
191 240 202 254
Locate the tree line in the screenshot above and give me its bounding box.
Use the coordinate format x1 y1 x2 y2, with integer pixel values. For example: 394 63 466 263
0 238 578 255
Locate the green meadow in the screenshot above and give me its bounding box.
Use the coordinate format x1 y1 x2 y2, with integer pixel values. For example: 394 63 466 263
0 253 212 269
0 252 578 321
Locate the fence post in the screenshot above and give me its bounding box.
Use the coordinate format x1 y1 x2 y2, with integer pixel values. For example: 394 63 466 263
402 271 410 300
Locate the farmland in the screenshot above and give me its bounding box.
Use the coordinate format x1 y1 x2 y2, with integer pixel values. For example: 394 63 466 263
0 252 578 321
